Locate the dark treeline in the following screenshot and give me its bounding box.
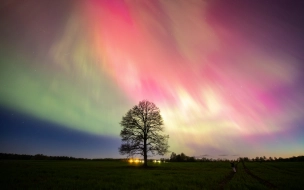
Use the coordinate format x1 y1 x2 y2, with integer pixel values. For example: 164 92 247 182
0 153 89 160
239 156 304 162
170 152 195 162
0 153 122 161
1 153 303 162
170 152 304 162
170 152 233 162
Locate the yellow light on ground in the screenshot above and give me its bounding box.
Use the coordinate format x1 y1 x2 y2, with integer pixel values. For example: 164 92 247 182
129 159 145 163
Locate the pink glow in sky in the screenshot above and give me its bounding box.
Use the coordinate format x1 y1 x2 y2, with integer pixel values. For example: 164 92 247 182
70 0 303 156
1 0 303 159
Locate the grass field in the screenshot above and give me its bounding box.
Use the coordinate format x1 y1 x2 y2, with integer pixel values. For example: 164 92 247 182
1 160 303 189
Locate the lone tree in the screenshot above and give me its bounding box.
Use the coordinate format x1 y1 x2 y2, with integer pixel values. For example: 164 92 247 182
119 100 169 167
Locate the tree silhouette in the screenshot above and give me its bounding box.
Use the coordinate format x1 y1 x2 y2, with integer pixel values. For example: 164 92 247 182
119 100 169 167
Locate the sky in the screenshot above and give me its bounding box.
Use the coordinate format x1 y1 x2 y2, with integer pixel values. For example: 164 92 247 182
0 0 304 159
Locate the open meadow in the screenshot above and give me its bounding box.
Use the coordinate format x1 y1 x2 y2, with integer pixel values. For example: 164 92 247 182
1 160 303 189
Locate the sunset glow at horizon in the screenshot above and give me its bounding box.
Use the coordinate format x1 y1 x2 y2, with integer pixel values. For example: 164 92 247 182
0 0 303 159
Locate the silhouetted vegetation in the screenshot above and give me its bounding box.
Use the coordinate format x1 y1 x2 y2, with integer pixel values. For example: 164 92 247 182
0 153 125 161
170 152 195 162
0 153 89 160
238 156 304 162
119 100 169 167
2 153 303 163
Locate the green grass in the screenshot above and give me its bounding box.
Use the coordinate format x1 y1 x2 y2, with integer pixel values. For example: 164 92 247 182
225 163 268 190
245 162 304 190
1 160 303 189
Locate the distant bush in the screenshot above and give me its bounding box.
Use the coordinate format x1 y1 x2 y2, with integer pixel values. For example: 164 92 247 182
169 152 196 162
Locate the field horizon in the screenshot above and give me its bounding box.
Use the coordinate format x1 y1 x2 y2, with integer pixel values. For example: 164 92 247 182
1 159 304 189
1 152 304 162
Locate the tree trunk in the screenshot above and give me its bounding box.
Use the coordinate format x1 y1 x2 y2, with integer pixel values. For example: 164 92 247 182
143 135 148 167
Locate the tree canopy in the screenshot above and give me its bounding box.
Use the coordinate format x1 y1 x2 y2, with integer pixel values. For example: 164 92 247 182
119 100 169 167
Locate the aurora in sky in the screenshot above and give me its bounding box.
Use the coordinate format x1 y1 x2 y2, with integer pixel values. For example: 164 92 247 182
0 0 304 159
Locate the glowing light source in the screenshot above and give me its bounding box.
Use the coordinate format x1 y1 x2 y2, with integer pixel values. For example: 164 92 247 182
129 159 144 163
